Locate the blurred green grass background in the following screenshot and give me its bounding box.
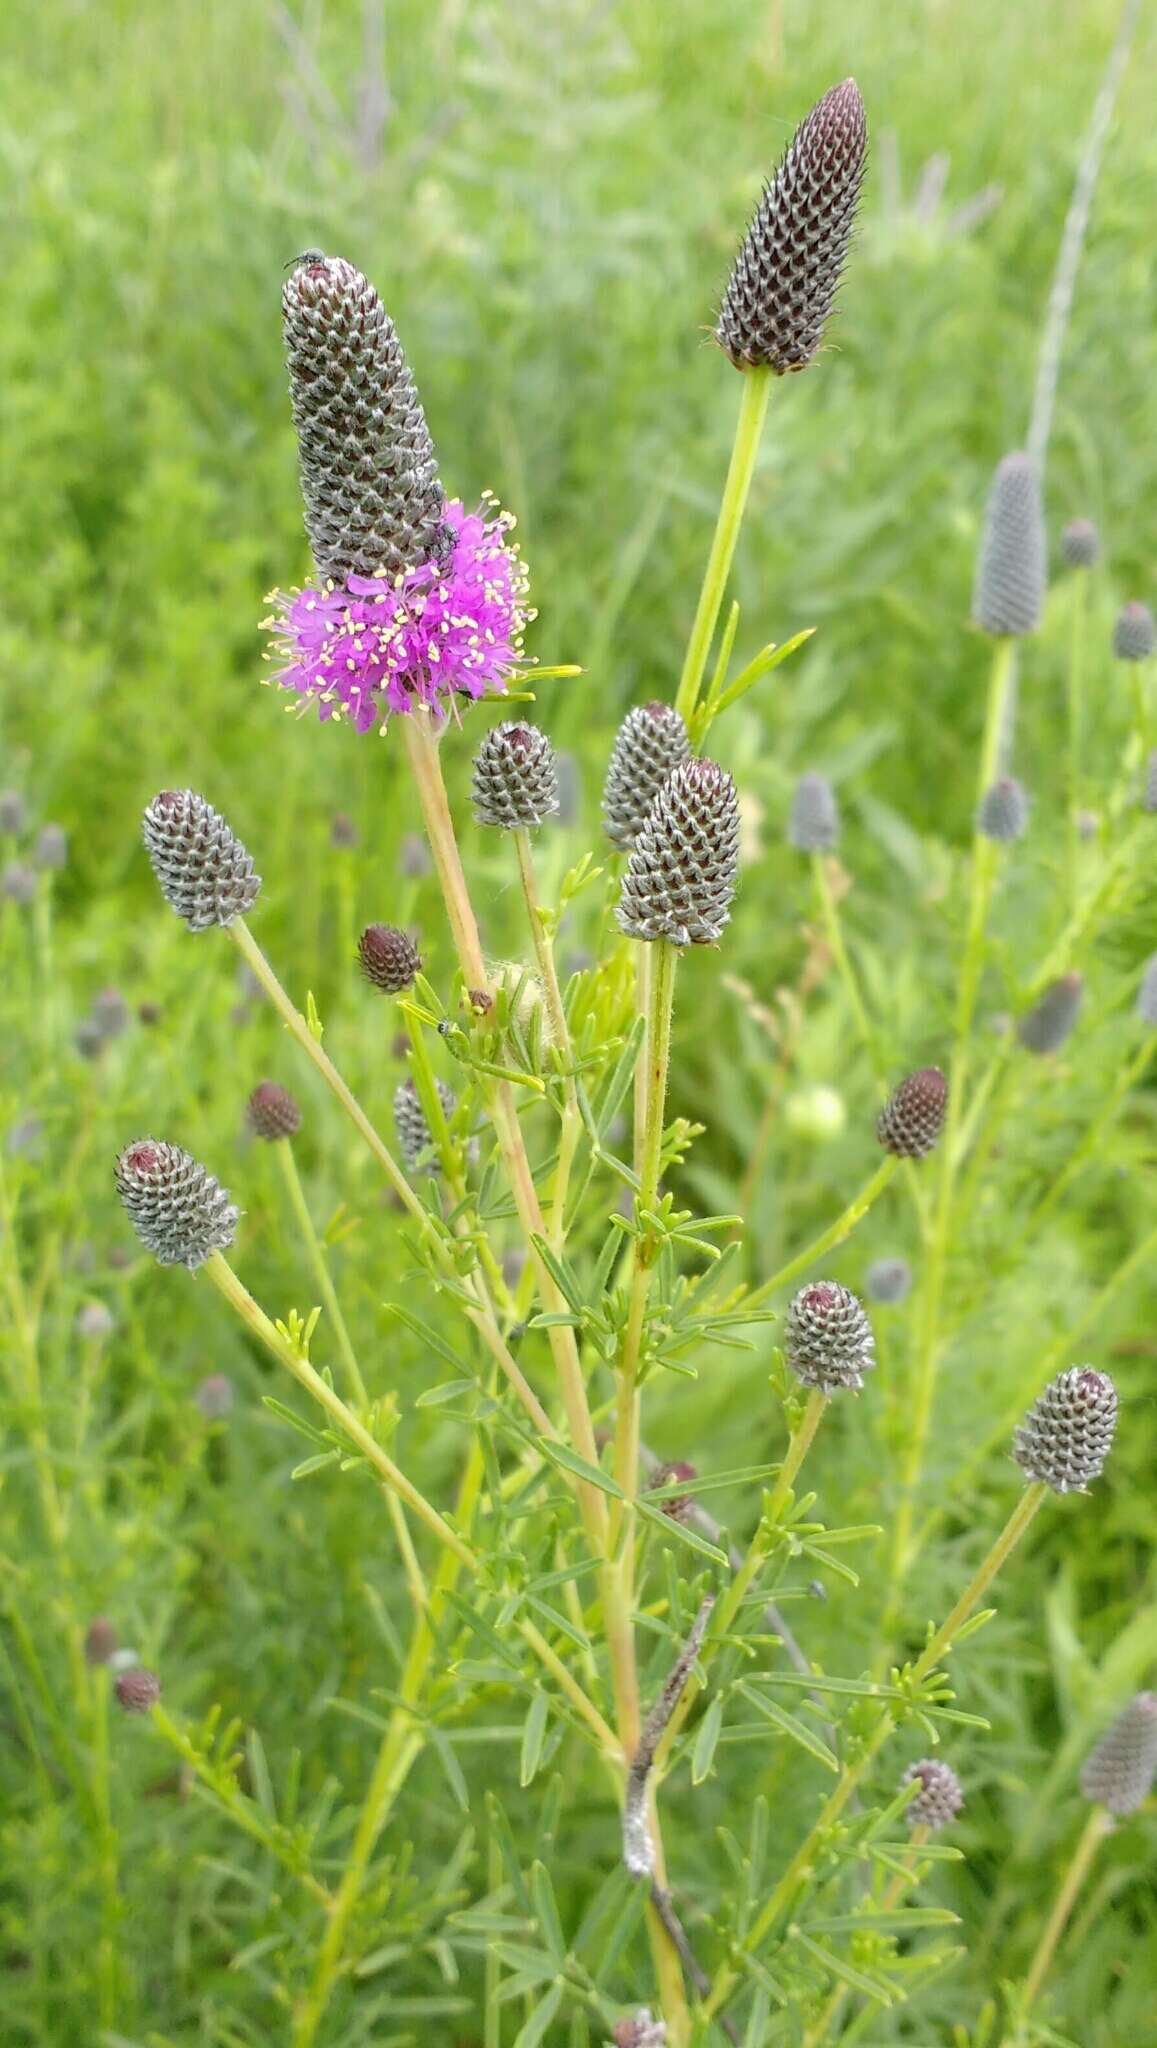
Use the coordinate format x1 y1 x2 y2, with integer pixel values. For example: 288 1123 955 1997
3 1 1157 2042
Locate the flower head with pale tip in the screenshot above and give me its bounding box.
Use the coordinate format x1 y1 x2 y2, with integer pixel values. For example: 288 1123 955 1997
266 497 532 733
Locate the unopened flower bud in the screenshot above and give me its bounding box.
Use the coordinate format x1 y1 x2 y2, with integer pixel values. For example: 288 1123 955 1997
35 823 69 869
602 703 691 851
1080 1693 1157 1816
358 922 421 994
977 777 1029 843
1060 519 1099 570
901 1758 964 1832
784 1280 875 1393
246 1081 301 1141
716 79 868 374
393 1076 455 1173
85 1617 119 1666
788 771 840 853
92 988 130 1041
195 1373 234 1420
648 1461 697 1524
472 722 560 829
617 759 740 946
142 790 261 931
1012 1365 1117 1492
115 1140 239 1269
876 1067 947 1159
972 452 1045 638
1017 972 1083 1055
1113 601 1156 663
2 862 36 904
866 1255 912 1305
114 1667 161 1714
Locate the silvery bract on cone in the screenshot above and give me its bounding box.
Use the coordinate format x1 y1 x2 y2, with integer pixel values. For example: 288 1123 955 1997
246 1082 301 1142
901 1758 965 1832
1113 600 1157 663
866 1255 912 1305
1060 518 1099 570
876 1066 947 1158
1079 1693 1157 1816
116 1141 240 1269
393 1077 456 1174
716 79 867 374
472 722 560 829
1017 971 1083 1054
783 1280 875 1393
788 770 840 852
602 703 691 851
972 452 1045 637
1137 953 1157 1028
977 776 1029 843
114 1668 162 1714
358 922 421 994
143 790 261 931
282 252 449 583
617 759 740 945
1012 1366 1117 1492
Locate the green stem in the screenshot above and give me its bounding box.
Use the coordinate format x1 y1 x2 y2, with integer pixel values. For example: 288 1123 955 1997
654 1388 828 1775
812 853 881 1079
702 1484 1047 2026
674 367 772 727
513 827 582 1247
1008 1805 1111 2040
276 1140 368 1407
744 1157 897 1310
91 1667 119 2029
798 1828 929 2048
203 1252 474 1566
1066 573 1087 909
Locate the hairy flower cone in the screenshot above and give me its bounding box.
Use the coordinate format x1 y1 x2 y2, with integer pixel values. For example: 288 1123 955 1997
472 722 560 829
115 1140 239 1269
282 252 448 583
246 1082 301 1142
716 79 867 374
1018 972 1083 1055
876 1066 947 1158
788 770 839 852
977 776 1029 843
866 1256 912 1305
784 1280 875 1393
1060 518 1100 570
972 452 1045 637
602 703 691 850
115 1668 161 1714
1113 600 1157 663
617 759 740 945
901 1759 965 1832
143 790 261 931
1080 1693 1157 1816
358 923 421 994
1013 1366 1117 1492
393 1077 455 1173
1137 953 1157 1028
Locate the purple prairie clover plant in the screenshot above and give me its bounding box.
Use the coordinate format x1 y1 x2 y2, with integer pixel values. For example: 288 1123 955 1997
265 496 533 734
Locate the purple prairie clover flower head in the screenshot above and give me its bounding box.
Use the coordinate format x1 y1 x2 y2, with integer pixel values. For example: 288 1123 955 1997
143 790 261 930
613 2015 667 2048
876 1066 947 1158
0 790 26 834
1017 971 1083 1055
393 1076 455 1174
617 758 740 945
783 1280 875 1393
1060 518 1099 570
972 452 1045 637
789 771 839 852
1143 752 1157 814
1113 601 1157 663
114 1667 161 1714
648 1460 698 1523
35 823 69 869
358 922 421 994
602 702 691 851
195 1372 234 1421
901 1758 965 1832
1080 1693 1157 1816
716 79 868 374
977 776 1029 843
246 1081 301 1142
2 861 36 904
1137 953 1157 1028
266 497 532 734
85 1616 119 1666
472 722 560 829
1012 1365 1117 1492
115 1140 239 1269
